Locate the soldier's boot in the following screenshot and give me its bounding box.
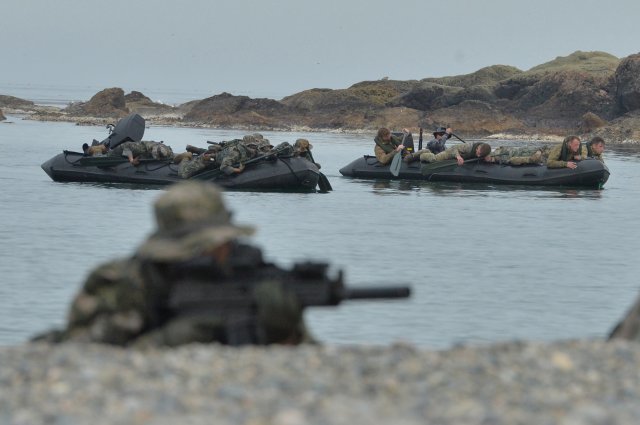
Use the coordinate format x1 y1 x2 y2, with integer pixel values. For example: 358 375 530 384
419 152 436 163
508 156 529 166
173 152 193 164
530 150 543 164
186 145 207 155
403 153 417 163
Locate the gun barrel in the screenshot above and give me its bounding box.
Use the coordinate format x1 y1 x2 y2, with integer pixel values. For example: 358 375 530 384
343 286 411 300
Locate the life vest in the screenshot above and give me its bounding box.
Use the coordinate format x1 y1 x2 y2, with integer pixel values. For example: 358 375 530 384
374 135 400 154
559 140 582 161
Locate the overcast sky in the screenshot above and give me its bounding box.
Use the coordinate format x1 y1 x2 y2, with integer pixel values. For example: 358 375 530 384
3 0 639 100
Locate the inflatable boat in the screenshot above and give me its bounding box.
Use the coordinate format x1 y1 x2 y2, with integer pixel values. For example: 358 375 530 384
40 113 322 191
339 155 609 188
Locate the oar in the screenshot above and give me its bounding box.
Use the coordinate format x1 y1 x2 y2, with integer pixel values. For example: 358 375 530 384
306 150 332 192
418 127 423 150
451 133 466 143
389 132 408 177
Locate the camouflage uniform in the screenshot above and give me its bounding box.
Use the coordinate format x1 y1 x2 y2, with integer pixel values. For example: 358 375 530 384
216 139 258 175
419 142 489 163
374 134 403 165
293 138 320 168
489 146 550 165
178 154 217 178
37 181 313 347
108 141 174 161
546 142 589 169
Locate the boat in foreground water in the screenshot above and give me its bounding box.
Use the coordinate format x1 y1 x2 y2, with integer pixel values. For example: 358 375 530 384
339 156 609 188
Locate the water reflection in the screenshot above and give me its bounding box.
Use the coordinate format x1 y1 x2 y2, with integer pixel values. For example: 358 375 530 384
353 178 604 200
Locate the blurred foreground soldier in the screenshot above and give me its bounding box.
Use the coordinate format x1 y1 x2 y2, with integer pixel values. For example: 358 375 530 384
609 292 640 341
36 181 313 347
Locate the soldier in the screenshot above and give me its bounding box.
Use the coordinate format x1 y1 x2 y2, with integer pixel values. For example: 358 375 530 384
34 181 313 347
404 126 452 163
487 145 549 165
546 135 589 169
426 126 453 154
108 140 174 165
585 136 606 162
293 138 321 168
374 127 409 165
420 141 492 165
82 142 108 156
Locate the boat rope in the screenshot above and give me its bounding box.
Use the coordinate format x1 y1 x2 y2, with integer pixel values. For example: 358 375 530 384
276 156 304 185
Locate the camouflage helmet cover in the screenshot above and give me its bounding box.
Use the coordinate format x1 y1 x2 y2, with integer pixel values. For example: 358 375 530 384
136 181 254 261
294 138 313 151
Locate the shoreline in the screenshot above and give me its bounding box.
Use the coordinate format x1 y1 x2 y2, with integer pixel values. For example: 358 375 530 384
7 109 639 145
2 338 639 424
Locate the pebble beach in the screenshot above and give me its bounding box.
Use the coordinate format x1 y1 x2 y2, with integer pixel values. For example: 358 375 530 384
2 339 640 424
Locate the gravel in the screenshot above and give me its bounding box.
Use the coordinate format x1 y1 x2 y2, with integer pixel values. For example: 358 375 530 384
1 339 640 424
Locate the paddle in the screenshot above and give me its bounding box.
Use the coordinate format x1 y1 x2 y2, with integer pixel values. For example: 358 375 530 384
418 127 423 150
451 133 466 143
389 132 408 177
306 150 332 192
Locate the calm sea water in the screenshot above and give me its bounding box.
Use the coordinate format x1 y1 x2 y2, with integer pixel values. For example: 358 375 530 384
1 113 640 349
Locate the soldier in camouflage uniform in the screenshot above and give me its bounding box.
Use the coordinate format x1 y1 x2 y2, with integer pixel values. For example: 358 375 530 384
108 141 174 165
546 135 589 169
36 181 313 347
585 136 606 162
419 141 492 164
487 145 549 165
177 134 275 179
293 138 321 168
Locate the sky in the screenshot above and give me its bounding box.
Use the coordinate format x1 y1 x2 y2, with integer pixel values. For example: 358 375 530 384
2 0 640 102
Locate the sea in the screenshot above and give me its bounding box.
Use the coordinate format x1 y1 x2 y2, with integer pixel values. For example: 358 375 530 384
1 85 640 349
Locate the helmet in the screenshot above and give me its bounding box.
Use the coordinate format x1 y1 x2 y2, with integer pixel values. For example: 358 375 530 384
136 181 254 261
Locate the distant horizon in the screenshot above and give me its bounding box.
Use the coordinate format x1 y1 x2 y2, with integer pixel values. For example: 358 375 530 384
3 0 640 108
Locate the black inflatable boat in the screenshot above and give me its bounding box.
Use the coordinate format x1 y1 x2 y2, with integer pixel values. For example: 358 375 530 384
40 113 322 191
339 155 609 188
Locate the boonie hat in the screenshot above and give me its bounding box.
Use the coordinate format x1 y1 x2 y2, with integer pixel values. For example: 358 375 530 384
433 126 447 136
136 181 254 261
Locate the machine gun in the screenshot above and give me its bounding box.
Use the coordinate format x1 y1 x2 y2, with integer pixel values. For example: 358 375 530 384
165 260 411 345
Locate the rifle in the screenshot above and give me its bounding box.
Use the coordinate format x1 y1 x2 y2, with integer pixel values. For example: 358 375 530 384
166 260 411 345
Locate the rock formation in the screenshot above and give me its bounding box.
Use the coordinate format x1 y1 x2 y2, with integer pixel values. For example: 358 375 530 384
4 50 640 142
64 87 130 118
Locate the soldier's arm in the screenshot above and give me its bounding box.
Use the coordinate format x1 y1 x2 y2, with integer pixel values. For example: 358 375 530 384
374 145 397 165
546 145 566 168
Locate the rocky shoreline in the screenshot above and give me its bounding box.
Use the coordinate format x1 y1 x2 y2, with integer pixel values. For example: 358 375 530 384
3 50 640 144
2 339 639 424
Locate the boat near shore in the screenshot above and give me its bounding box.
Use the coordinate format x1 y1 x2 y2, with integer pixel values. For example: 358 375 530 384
40 113 322 191
339 155 610 188
41 151 321 191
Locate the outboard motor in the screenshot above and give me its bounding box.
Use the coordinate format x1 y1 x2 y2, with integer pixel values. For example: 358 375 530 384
101 113 146 149
392 131 415 153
